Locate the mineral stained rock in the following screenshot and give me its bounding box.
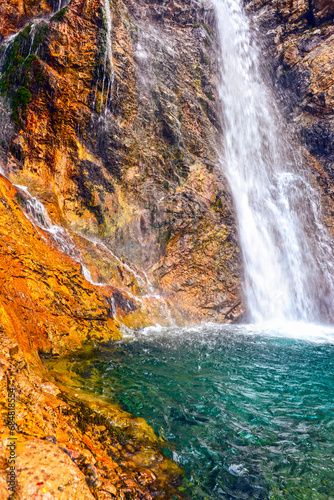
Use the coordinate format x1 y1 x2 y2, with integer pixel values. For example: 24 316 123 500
0 171 184 498
0 1 244 497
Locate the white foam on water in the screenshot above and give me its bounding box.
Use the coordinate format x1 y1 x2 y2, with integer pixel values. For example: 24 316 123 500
244 321 334 344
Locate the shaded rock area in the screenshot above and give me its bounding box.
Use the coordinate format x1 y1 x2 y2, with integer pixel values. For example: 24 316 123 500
244 0 334 233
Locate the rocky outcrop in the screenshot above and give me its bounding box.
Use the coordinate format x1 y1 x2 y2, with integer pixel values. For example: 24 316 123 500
0 329 183 499
0 1 244 497
0 174 119 359
0 171 175 359
0 170 184 498
3 0 334 496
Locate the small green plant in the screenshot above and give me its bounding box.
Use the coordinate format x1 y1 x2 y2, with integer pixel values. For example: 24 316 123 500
21 25 32 40
0 23 49 129
51 6 68 22
23 54 38 67
203 24 212 36
31 23 49 52
12 87 31 126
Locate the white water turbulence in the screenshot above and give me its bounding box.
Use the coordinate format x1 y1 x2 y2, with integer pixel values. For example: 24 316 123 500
212 0 334 324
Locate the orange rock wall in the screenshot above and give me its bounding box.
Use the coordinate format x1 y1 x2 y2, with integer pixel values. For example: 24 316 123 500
0 0 244 323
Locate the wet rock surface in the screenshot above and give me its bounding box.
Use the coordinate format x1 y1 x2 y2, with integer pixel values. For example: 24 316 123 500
0 160 188 497
0 175 123 359
0 330 184 499
1 0 334 497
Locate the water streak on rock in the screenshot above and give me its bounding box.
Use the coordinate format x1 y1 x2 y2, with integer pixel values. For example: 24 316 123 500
16 185 79 257
101 0 114 111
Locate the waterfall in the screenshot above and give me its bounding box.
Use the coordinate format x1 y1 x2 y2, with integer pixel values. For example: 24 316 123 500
212 0 334 324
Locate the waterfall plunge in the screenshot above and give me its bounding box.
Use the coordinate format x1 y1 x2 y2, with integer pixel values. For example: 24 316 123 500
213 0 334 324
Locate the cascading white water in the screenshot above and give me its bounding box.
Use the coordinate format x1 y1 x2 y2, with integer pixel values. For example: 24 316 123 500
212 0 334 324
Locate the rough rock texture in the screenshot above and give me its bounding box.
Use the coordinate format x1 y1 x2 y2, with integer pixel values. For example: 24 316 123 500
2 0 334 497
244 0 334 232
0 0 243 323
0 174 120 359
0 172 175 361
0 169 185 497
0 0 53 40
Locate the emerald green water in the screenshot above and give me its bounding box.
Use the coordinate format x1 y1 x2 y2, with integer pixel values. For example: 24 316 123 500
48 324 334 499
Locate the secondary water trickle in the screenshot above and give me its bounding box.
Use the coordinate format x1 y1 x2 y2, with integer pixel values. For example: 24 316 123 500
100 0 114 110
212 0 334 324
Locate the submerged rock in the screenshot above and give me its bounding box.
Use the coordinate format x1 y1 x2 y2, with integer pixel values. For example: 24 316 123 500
0 171 184 498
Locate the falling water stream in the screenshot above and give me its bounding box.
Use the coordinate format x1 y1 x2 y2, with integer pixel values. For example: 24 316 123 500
213 0 334 324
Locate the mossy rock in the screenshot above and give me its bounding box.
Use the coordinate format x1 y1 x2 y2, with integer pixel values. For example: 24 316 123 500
51 7 68 23
12 87 31 126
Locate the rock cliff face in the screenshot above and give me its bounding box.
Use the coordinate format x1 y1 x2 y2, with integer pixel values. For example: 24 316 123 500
0 1 245 497
0 170 185 498
1 0 334 497
0 0 243 324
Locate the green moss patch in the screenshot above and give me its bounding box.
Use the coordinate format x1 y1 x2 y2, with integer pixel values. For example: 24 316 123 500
51 7 69 23
0 23 49 129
